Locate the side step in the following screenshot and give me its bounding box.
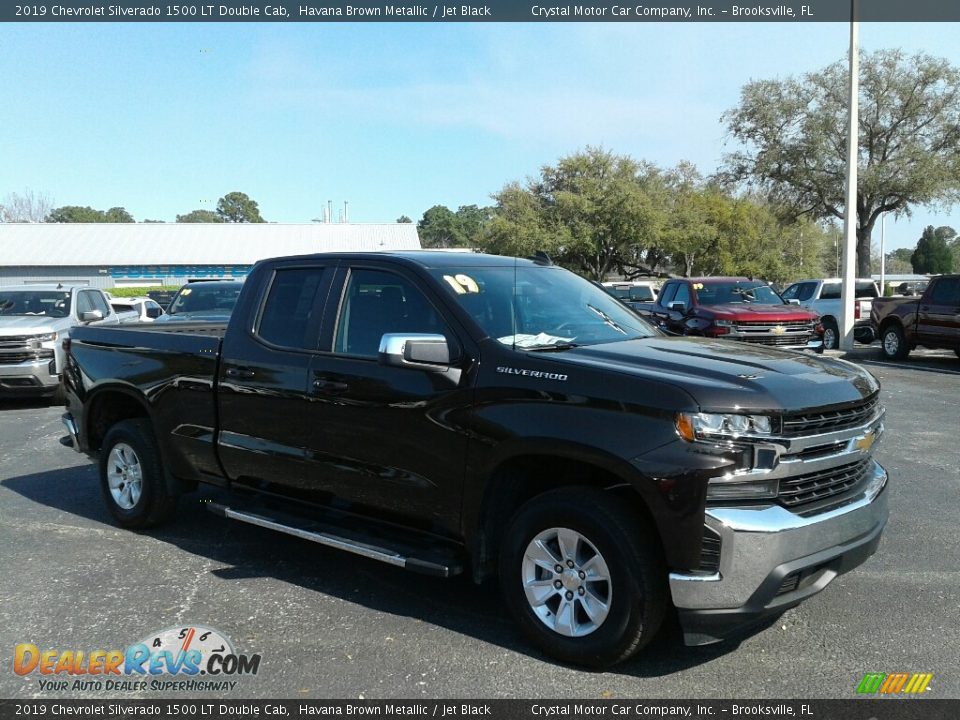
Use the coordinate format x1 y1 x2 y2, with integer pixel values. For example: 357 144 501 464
206 502 462 577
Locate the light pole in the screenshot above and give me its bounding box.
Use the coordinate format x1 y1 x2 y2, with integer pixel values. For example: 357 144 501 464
839 0 859 351
879 213 886 296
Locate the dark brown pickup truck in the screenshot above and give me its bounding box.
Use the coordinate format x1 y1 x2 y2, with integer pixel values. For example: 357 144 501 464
871 275 960 360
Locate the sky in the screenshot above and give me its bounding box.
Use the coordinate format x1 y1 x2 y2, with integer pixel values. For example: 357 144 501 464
1 20 958 253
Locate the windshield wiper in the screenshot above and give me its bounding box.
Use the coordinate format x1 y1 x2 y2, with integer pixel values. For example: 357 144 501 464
586 304 627 334
524 342 580 352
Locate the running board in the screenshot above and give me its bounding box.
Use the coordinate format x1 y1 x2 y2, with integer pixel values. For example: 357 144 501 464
206 503 461 577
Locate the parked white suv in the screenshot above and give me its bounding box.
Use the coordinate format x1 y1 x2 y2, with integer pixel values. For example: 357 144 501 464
110 297 166 323
0 285 120 402
781 278 879 350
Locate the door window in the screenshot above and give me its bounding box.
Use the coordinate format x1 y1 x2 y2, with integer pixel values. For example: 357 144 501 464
334 269 450 358
256 267 327 350
658 282 677 306
929 278 960 306
672 283 691 309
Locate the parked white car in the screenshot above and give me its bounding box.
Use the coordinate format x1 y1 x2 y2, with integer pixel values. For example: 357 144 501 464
781 278 879 350
110 297 166 323
0 285 120 402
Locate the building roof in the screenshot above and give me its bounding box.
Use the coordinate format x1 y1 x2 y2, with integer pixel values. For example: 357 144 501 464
0 223 420 266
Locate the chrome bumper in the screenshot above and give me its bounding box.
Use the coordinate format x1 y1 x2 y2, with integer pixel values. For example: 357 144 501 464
0 358 59 391
61 412 80 451
670 460 888 646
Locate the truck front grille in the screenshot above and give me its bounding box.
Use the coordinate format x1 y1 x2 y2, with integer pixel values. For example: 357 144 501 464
777 457 872 509
731 320 815 346
0 350 53 364
0 336 33 349
782 395 880 437
739 333 813 346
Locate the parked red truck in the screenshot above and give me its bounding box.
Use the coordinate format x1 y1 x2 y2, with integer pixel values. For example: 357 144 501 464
631 277 822 350
871 274 960 360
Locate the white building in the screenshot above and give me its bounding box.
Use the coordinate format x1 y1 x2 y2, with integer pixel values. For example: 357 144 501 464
0 223 421 288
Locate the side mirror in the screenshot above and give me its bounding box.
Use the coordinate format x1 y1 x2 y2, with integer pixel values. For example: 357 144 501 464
80 310 103 322
668 301 688 315
146 307 162 319
379 333 451 371
787 298 801 305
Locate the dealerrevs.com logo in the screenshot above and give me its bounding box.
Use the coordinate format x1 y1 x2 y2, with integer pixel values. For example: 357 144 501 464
856 672 934 695
13 625 261 693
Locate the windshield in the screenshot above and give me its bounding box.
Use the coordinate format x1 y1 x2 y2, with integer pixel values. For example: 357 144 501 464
168 284 242 315
0 290 72 318
431 265 658 349
695 281 785 306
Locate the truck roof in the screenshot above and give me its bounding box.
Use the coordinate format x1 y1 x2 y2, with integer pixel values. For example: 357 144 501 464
260 251 543 270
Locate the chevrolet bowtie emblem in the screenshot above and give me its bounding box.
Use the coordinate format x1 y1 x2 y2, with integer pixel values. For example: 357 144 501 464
854 431 876 453
771 325 786 335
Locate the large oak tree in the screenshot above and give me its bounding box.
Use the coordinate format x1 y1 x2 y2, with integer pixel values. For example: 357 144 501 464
722 50 960 277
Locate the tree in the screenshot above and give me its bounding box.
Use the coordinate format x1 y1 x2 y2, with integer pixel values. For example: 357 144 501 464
216 192 265 223
177 209 224 223
417 205 492 248
722 49 960 278
482 148 664 280
396 215 413 223
1 189 54 222
46 205 135 223
911 225 955 273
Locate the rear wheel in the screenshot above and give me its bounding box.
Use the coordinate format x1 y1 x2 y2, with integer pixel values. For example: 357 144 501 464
881 324 910 360
99 419 177 528
499 488 667 668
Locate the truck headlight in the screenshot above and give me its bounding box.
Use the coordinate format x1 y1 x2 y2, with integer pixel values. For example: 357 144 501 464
714 319 735 327
675 412 773 441
706 475 780 501
28 332 58 348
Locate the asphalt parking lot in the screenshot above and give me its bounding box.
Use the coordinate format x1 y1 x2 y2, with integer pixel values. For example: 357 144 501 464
0 347 957 700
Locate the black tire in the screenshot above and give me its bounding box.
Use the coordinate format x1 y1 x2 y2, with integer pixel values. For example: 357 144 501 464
99 419 177 528
498 487 667 668
821 318 839 351
880 324 910 360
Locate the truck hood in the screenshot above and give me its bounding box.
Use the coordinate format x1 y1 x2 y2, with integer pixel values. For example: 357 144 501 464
545 336 877 412
0 316 72 335
697 304 818 322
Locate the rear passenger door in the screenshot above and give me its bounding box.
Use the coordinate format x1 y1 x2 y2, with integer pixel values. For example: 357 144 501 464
217 264 335 496
302 264 472 536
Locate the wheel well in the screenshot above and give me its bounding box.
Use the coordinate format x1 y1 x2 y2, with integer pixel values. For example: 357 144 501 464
821 315 837 326
86 391 150 451
474 455 657 582
879 317 902 335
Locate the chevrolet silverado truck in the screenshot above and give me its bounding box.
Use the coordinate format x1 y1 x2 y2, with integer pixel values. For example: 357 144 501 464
631 277 822 350
60 252 888 667
0 284 121 402
781 278 879 350
871 274 960 360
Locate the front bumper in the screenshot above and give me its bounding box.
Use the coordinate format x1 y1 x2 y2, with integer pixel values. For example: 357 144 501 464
0 358 59 395
671 460 888 645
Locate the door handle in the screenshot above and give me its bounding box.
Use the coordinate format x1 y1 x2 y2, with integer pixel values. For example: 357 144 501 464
225 367 255 379
313 379 349 394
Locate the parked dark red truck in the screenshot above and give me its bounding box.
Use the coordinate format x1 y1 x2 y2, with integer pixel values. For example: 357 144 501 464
631 277 822 350
871 274 960 360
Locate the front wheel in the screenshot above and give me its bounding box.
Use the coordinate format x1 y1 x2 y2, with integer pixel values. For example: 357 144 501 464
99 419 177 528
821 319 839 350
499 488 667 668
881 324 910 360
